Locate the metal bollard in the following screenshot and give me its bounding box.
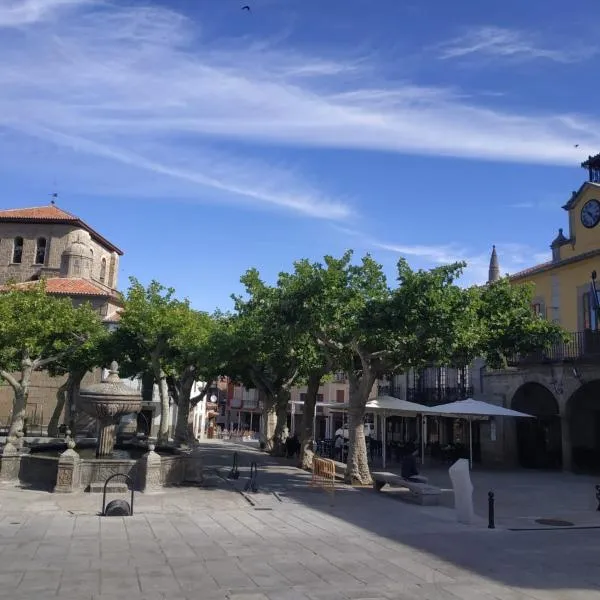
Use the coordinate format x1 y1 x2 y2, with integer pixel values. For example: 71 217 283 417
244 461 259 493
228 452 240 480
595 485 600 511
488 491 495 529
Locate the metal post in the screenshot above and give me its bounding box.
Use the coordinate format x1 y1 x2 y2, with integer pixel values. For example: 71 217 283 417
488 491 495 529
595 485 600 511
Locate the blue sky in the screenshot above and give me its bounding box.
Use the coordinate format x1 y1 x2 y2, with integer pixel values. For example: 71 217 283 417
1 0 599 312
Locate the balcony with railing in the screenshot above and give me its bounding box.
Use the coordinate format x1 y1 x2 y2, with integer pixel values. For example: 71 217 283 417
377 384 473 406
507 330 600 366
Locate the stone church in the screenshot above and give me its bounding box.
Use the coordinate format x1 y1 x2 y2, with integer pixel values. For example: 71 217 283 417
0 203 124 431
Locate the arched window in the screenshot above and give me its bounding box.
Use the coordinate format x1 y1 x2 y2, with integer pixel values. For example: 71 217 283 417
12 237 23 264
35 237 47 265
100 257 107 283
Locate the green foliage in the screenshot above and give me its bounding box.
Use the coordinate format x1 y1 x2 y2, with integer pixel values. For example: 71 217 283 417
115 278 192 376
0 281 102 374
474 278 567 369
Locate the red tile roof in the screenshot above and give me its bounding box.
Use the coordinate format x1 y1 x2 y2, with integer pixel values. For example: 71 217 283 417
4 278 115 297
509 261 553 281
510 248 600 281
0 204 123 255
0 205 79 221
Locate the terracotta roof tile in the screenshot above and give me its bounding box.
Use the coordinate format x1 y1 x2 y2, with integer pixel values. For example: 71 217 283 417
0 204 123 255
4 278 113 297
0 205 78 221
509 261 553 280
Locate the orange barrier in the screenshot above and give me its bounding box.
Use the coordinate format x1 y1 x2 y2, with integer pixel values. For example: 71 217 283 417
310 456 336 501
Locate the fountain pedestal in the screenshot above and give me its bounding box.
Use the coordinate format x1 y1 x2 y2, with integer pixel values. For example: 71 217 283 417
78 362 143 458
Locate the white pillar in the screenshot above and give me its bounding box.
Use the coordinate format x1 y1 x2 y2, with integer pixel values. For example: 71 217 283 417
199 398 206 440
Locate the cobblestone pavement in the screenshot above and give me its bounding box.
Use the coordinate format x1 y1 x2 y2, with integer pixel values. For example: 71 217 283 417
0 441 600 599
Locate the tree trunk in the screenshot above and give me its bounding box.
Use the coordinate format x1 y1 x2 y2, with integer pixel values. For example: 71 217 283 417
174 373 195 446
151 355 170 444
260 395 277 451
345 369 376 485
48 377 71 438
6 362 33 446
67 374 84 435
271 390 290 456
299 371 322 470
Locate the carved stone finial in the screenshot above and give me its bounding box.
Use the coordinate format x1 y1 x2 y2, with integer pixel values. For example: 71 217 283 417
106 361 120 382
148 443 156 452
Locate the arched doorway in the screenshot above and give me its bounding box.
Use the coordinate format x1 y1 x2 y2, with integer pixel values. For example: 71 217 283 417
512 382 562 469
567 380 600 473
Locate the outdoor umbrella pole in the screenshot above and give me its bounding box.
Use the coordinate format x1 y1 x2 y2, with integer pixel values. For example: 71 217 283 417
382 413 387 469
421 415 425 466
469 418 473 469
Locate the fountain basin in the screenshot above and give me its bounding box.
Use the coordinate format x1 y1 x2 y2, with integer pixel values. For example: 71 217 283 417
2 441 198 492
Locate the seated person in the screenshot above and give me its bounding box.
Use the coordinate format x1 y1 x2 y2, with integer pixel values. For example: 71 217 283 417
285 434 301 458
401 442 428 483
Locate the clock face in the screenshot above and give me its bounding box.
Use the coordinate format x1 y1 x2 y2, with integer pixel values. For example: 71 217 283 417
581 199 600 229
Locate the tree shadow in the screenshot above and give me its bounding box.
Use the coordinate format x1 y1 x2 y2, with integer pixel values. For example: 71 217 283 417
199 441 600 595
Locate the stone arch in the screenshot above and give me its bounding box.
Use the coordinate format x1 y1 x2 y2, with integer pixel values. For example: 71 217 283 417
511 382 562 469
566 379 600 473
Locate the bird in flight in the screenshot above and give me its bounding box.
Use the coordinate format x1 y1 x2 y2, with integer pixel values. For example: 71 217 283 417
574 144 580 148
242 5 251 11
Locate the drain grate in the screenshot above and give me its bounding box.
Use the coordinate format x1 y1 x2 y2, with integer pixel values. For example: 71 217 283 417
535 518 574 527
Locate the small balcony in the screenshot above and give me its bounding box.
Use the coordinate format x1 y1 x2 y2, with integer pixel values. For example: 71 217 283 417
506 330 600 366
378 384 473 406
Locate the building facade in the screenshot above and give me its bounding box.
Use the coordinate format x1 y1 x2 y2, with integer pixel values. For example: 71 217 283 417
0 203 125 431
482 156 600 472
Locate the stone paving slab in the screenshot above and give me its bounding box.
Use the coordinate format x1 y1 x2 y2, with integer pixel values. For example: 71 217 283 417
0 442 600 599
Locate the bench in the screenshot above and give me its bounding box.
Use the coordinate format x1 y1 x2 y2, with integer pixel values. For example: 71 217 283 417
371 471 442 506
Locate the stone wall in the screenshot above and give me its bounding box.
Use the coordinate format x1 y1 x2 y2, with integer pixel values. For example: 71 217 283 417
0 222 119 291
0 368 103 429
19 454 59 491
480 363 600 470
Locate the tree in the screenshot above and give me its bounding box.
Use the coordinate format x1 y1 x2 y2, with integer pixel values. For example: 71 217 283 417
117 278 190 443
227 269 303 453
0 281 101 445
46 319 111 437
168 308 218 446
278 252 474 484
277 261 343 469
473 277 567 368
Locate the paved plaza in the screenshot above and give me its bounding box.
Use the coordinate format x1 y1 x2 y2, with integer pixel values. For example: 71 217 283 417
0 441 600 599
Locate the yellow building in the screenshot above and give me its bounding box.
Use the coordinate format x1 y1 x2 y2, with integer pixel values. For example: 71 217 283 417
482 155 600 473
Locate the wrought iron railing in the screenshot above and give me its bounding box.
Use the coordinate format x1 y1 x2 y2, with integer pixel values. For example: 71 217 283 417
506 330 600 366
378 384 473 406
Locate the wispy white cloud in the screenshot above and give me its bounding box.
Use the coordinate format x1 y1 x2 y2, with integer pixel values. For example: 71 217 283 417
438 26 595 64
2 2 600 221
0 0 92 27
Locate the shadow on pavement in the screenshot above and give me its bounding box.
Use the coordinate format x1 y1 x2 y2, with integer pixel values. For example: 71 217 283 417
198 440 600 596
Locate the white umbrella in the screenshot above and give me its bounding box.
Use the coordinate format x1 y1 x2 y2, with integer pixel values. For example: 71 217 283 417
366 396 439 468
431 398 535 468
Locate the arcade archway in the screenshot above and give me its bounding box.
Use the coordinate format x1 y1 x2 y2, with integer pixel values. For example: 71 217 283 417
567 380 600 473
511 382 562 469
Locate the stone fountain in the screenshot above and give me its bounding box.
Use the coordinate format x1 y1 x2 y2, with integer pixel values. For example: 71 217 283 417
0 362 202 492
78 361 142 457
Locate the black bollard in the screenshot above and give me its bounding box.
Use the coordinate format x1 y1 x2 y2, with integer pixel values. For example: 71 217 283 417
228 452 240 480
488 491 495 529
244 461 259 493
595 485 600 511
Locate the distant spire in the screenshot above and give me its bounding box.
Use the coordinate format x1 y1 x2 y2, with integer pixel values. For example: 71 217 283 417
488 245 500 283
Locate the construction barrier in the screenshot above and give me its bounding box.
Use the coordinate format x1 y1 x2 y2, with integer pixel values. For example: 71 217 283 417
311 456 336 501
